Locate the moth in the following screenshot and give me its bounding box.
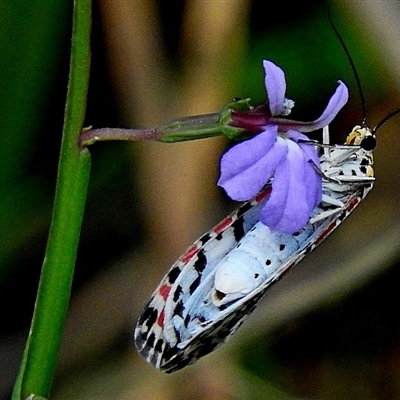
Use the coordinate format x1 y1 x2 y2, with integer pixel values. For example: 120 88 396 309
134 123 376 372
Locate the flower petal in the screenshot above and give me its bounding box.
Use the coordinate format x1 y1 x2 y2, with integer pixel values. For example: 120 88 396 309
270 80 349 132
260 140 314 234
286 129 322 212
263 60 286 116
217 126 287 200
298 140 322 211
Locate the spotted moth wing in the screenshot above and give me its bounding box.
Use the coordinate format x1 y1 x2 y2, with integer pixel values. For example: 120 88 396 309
135 126 376 373
134 186 272 369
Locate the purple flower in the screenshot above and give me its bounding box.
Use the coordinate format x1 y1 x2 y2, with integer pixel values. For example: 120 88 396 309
217 60 349 234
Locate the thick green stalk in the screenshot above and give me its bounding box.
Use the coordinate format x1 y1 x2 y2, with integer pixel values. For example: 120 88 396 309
12 0 92 398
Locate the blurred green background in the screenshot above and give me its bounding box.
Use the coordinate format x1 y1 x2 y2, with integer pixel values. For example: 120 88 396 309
1 1 400 399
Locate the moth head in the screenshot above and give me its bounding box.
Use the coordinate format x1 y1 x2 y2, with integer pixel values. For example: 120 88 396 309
345 125 376 151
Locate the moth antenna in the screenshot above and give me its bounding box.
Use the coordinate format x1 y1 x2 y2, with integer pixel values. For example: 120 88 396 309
372 108 400 134
329 7 400 135
328 6 367 126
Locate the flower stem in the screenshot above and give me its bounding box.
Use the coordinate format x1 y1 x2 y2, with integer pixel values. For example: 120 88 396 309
79 127 160 146
79 112 223 147
12 0 92 399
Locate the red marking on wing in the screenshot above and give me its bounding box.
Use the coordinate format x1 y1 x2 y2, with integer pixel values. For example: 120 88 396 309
157 308 165 327
347 195 360 212
181 245 199 263
214 216 234 234
314 221 338 246
255 186 272 202
159 284 171 301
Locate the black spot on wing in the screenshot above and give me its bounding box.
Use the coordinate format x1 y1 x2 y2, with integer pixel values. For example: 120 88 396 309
215 232 223 241
174 327 181 343
162 343 178 362
194 249 207 273
137 343 151 359
173 285 183 302
155 339 164 353
150 351 160 367
189 275 201 294
199 233 211 245
237 201 252 217
303 243 314 256
146 332 156 348
174 300 184 318
139 307 158 330
184 313 191 327
279 244 285 251
137 331 148 343
168 266 181 284
338 211 348 222
198 315 207 323
231 218 245 242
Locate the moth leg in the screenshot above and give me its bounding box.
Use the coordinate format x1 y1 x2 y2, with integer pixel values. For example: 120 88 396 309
321 194 344 207
310 207 342 223
323 125 330 158
309 159 343 184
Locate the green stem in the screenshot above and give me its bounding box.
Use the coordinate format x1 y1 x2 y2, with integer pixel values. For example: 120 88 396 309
79 113 223 147
12 0 92 399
